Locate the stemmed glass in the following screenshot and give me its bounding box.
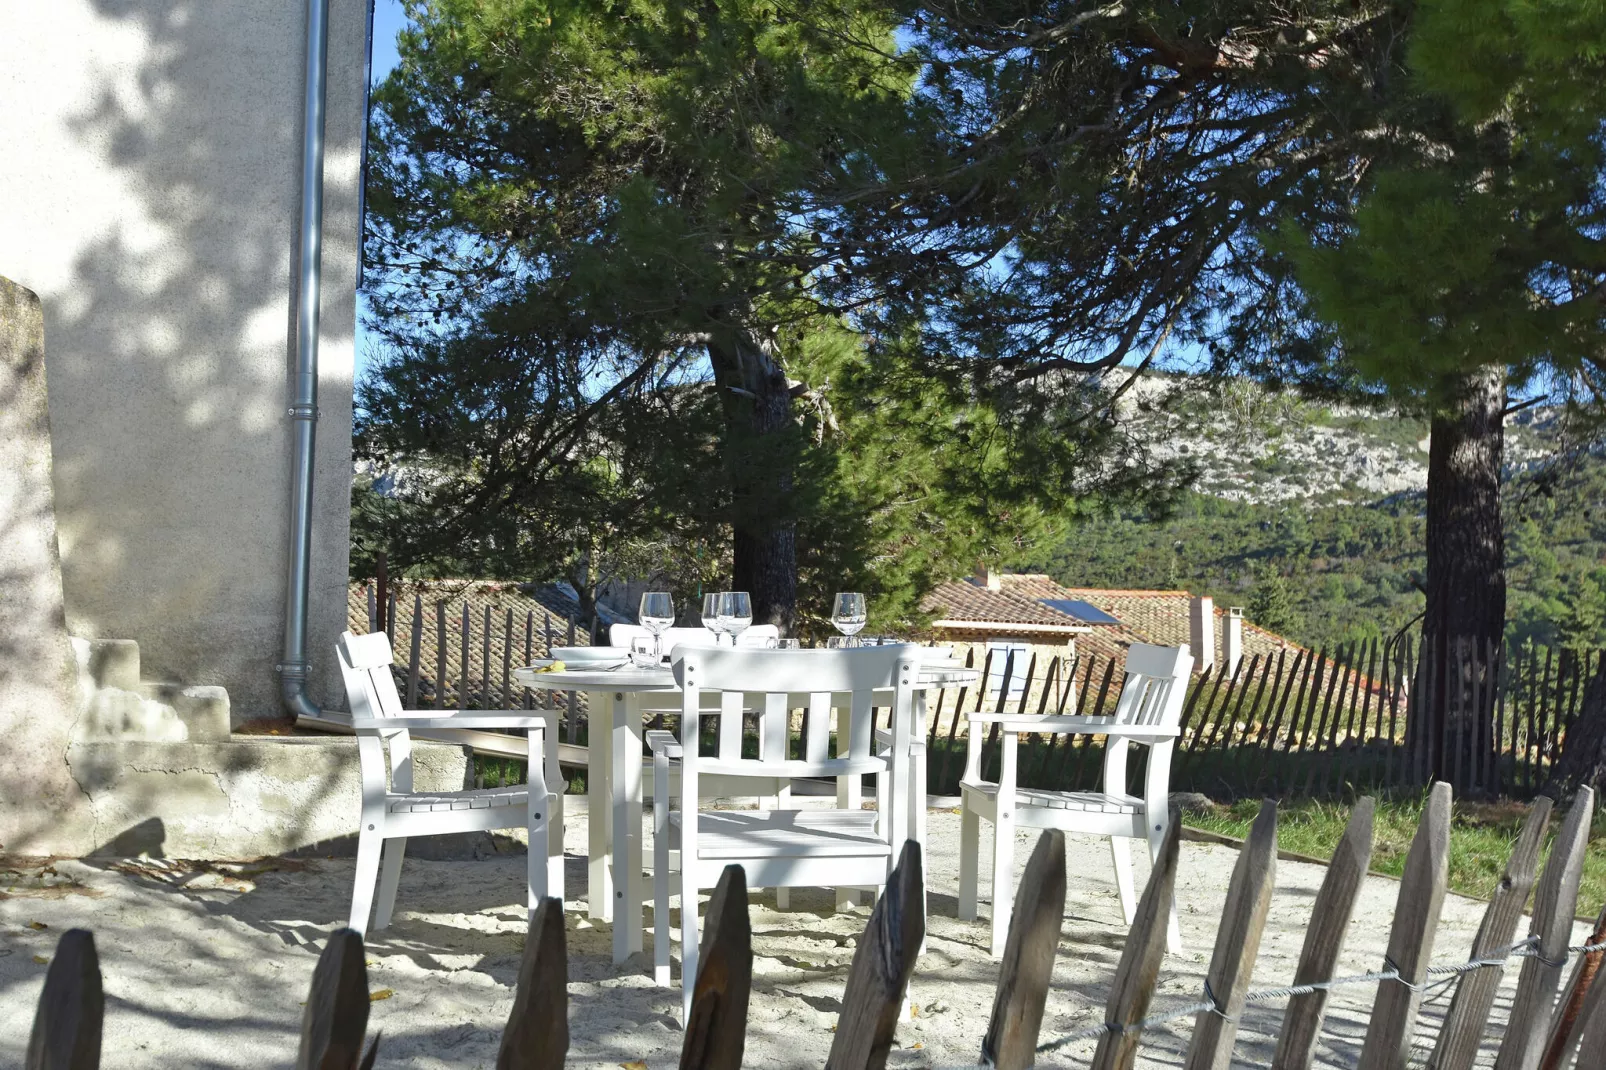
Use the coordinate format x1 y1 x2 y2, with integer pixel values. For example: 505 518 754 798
638 591 674 660
831 592 868 647
718 591 753 647
701 593 727 646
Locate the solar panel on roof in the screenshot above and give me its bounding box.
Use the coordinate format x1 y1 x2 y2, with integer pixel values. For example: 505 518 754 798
1038 599 1122 625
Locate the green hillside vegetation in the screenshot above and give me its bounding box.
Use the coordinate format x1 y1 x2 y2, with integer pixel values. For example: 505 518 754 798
1030 437 1606 653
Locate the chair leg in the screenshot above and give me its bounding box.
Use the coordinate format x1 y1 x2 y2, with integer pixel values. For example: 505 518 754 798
349 820 384 936
1110 836 1137 925
958 804 980 922
835 772 862 909
547 792 566 909
654 798 671 988
372 837 407 931
913 754 928 953
680 861 699 1025
527 798 550 919
989 812 1014 959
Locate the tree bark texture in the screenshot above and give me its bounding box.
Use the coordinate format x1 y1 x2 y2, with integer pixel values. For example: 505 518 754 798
1415 365 1506 787
1547 657 1606 798
706 321 798 634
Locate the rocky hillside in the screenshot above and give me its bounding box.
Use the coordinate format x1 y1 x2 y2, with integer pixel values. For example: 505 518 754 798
1117 374 1563 506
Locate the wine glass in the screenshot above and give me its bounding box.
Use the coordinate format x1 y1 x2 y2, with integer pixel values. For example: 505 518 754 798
831 592 868 646
718 591 753 646
638 591 674 660
702 592 727 646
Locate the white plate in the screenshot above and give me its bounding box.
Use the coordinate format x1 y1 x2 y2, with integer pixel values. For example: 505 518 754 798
550 645 627 663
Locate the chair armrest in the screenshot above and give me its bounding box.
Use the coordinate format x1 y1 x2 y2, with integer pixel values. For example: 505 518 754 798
353 714 550 731
646 730 683 758
966 712 1180 739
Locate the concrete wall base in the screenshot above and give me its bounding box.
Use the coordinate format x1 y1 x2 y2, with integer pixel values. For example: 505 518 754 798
62 737 473 860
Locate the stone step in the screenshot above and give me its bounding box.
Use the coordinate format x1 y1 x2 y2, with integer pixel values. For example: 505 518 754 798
141 682 231 742
78 638 141 691
74 685 187 743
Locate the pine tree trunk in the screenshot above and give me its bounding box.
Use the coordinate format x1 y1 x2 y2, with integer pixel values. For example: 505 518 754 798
1415 365 1506 787
706 321 799 634
1545 657 1606 798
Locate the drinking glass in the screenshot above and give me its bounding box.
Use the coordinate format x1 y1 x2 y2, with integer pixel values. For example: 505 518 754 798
831 592 868 646
629 636 658 669
718 591 753 646
638 591 674 659
701 592 727 646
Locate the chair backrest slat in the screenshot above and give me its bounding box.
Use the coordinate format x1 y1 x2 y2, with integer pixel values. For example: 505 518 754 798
1111 644 1192 727
761 693 788 763
805 693 831 763
847 690 875 761
339 631 404 720
673 646 918 776
719 692 744 761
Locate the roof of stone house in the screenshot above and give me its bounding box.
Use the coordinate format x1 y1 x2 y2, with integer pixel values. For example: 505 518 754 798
926 573 1300 679
920 579 1091 633
996 575 1292 650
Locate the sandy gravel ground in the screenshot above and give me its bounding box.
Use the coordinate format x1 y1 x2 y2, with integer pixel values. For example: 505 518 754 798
1 806 1594 1069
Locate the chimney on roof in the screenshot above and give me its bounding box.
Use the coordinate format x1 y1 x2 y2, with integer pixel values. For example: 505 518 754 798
1223 607 1244 677
976 561 1002 592
1190 595 1215 672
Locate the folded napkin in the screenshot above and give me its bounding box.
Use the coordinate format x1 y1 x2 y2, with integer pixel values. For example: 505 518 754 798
530 661 567 673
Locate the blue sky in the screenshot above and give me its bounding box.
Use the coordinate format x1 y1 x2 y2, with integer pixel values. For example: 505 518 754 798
354 0 408 383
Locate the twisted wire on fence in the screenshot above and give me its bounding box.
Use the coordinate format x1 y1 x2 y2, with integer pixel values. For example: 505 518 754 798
1016 935 1606 1057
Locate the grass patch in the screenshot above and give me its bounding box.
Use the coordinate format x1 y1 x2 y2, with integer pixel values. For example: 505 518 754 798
1182 794 1606 916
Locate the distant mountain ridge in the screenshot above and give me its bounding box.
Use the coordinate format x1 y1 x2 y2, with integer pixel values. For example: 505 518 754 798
1029 375 1604 651
1116 373 1564 507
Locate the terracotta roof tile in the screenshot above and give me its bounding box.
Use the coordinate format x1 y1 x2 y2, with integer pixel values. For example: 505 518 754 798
921 580 1088 631
934 573 1302 680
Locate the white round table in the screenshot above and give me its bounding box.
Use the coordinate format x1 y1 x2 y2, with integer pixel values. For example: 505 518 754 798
513 657 978 963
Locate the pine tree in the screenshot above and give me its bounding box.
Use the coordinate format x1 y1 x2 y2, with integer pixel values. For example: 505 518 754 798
1249 571 1299 637
360 0 1187 627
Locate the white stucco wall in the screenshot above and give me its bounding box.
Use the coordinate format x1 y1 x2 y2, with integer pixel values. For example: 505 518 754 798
0 0 365 718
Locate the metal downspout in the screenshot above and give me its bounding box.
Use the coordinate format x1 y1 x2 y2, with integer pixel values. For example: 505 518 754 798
280 0 332 721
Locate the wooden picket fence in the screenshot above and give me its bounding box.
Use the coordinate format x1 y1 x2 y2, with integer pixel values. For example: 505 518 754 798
23 783 1605 1070
350 582 1599 802
918 637 1602 800
355 582 595 744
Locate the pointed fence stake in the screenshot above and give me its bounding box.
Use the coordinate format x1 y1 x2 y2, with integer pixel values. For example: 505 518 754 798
1089 821 1181 1070
1358 781 1452 1070
1184 800 1278 1070
296 928 372 1070
497 897 568 1070
1567 948 1606 1070
1273 797 1376 1070
1428 796 1552 1070
827 841 925 1070
1539 901 1606 1070
26 928 102 1070
679 865 751 1070
1495 786 1595 1070
983 830 1068 1070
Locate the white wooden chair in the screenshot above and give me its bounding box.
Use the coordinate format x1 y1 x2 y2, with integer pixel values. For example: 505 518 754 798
958 643 1192 957
650 644 921 1021
338 630 562 936
611 622 794 837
